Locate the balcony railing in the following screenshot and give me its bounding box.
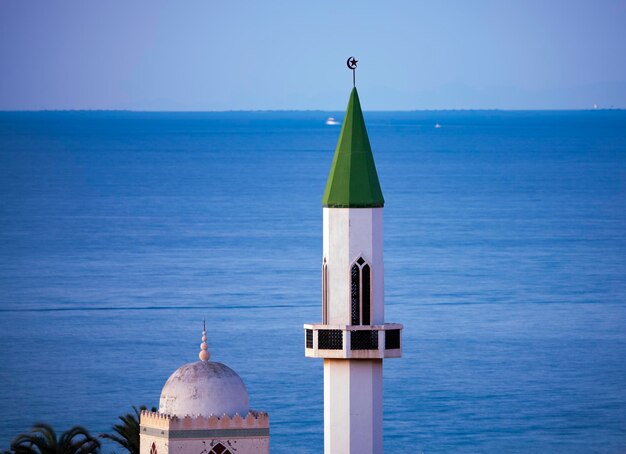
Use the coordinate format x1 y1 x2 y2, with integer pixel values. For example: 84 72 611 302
303 323 402 359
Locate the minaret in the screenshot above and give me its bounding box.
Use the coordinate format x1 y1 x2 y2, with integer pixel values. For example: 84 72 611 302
304 74 402 454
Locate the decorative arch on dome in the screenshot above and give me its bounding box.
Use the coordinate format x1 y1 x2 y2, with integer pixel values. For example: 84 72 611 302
209 443 231 454
150 442 157 454
350 256 371 325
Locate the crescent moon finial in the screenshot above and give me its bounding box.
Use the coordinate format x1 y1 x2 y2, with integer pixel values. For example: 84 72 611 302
346 56 358 87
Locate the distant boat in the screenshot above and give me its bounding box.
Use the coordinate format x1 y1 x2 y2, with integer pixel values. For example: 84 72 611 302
326 117 340 125
434 123 442 129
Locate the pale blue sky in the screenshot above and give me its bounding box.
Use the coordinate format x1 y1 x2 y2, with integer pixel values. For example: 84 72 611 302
1 0 625 110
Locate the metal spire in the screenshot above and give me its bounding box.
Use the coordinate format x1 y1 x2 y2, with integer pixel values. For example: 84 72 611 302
347 56 358 87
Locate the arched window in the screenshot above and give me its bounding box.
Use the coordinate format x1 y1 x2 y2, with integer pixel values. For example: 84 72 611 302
351 257 371 325
208 443 232 454
322 258 328 324
150 443 157 454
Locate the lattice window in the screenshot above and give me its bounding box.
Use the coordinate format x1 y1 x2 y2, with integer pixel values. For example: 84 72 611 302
351 263 360 324
150 443 157 454
351 257 372 325
385 329 401 350
322 258 328 324
209 443 232 454
306 329 313 348
351 330 378 350
318 329 343 349
362 264 370 325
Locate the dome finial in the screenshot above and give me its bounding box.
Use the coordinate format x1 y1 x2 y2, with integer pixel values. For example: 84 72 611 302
347 56 358 87
199 320 210 361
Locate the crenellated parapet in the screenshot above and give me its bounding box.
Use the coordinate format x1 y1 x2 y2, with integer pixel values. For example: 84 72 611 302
140 410 269 433
140 410 171 429
140 411 270 453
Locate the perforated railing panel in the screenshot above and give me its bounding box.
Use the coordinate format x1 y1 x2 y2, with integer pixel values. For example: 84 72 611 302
351 330 378 350
305 329 313 348
385 329 401 350
318 329 343 350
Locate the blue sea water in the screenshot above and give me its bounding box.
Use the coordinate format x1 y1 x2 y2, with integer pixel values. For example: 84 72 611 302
0 110 625 453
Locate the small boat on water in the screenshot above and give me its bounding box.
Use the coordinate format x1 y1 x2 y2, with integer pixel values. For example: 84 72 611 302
326 117 340 125
434 123 442 129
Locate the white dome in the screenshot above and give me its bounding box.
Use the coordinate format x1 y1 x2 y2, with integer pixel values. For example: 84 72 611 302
158 360 249 417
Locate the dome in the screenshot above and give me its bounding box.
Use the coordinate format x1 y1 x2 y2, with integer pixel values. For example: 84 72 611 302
159 360 249 417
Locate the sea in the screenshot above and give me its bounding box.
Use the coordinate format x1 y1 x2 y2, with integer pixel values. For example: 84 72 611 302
0 110 625 453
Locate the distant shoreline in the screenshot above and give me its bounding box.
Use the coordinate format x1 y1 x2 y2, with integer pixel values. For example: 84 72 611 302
0 108 624 113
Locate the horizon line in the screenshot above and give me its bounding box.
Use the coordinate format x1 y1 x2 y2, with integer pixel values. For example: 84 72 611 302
1 107 624 113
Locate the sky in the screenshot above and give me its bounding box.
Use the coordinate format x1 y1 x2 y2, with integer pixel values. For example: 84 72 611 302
1 0 625 110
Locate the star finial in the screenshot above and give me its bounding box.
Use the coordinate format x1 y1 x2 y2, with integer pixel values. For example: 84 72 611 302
346 56 358 86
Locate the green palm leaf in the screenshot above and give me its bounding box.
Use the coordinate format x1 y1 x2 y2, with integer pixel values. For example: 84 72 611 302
7 423 99 454
99 405 156 454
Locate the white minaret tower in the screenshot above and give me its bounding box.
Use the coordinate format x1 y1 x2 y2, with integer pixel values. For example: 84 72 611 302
304 72 402 454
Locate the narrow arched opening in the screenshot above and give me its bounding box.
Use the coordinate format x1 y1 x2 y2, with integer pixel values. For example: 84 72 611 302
351 257 372 325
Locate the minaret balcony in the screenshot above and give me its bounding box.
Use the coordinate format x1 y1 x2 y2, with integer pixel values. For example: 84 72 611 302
303 323 402 359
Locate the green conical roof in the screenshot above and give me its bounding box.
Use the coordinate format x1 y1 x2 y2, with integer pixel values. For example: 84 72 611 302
322 87 384 208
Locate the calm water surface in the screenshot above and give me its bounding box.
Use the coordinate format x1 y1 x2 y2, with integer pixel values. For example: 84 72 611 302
1 110 625 453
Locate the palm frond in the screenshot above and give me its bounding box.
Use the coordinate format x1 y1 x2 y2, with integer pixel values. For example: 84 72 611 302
98 434 130 451
62 426 100 454
11 433 47 454
7 423 99 454
99 405 154 454
30 423 59 454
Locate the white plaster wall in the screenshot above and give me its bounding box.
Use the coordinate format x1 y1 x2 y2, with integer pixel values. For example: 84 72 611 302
139 434 168 454
323 207 384 325
140 435 268 454
324 359 383 454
